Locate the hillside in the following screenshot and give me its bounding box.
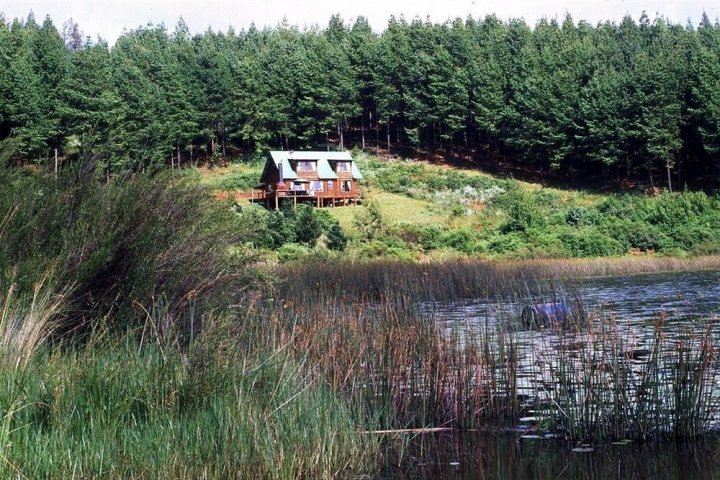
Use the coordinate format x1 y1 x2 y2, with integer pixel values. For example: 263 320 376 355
201 153 720 261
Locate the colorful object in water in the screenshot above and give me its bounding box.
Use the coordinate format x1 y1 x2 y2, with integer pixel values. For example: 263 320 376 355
521 302 571 328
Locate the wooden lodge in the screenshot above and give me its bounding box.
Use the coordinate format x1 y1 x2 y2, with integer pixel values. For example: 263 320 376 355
252 151 363 209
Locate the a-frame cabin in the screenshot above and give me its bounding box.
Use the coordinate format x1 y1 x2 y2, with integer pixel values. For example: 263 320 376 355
252 151 363 209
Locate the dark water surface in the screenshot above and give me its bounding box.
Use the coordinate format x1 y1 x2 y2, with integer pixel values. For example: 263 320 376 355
430 270 720 329
380 430 720 479
395 270 720 479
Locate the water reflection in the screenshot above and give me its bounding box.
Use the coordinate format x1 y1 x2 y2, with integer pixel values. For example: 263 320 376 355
381 431 720 479
430 270 720 329
388 270 720 471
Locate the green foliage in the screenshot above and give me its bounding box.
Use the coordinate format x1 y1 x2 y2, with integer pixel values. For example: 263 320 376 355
277 243 312 263
438 228 482 254
2 13 720 186
565 205 599 227
353 201 385 240
559 229 626 257
0 164 258 334
500 190 546 234
294 204 322 246
0 336 371 478
326 223 348 251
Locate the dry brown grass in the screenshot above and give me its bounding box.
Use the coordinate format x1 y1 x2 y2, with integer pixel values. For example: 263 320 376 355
0 276 66 368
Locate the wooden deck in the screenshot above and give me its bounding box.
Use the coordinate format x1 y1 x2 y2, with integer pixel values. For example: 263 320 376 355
250 188 362 209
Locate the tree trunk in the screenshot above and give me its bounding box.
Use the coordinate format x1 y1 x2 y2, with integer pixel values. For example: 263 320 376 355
666 163 673 193
361 113 366 150
648 165 654 190
386 124 391 154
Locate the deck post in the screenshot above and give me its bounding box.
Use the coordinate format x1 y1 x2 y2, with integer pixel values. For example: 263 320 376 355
293 194 297 209
275 194 279 210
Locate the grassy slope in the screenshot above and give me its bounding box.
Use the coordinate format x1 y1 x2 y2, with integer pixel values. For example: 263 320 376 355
199 153 720 260
200 154 603 234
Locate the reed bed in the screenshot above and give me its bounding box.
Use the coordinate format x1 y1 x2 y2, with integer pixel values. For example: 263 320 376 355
276 255 720 303
245 297 521 430
0 289 375 479
265 263 720 444
3 253 720 477
262 301 720 443
530 315 719 442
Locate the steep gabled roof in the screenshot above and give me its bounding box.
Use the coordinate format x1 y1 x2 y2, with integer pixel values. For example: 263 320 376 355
266 151 362 180
316 158 337 179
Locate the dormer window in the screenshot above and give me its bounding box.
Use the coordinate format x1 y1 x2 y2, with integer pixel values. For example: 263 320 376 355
336 161 351 172
296 161 316 172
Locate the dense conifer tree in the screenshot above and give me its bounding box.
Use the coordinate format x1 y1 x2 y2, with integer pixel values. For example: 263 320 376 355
0 10 719 188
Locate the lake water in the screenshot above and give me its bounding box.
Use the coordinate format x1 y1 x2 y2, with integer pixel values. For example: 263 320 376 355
380 430 720 479
393 270 720 478
430 270 720 330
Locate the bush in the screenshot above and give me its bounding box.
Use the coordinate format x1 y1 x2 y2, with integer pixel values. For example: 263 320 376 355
326 224 348 251
669 224 719 251
439 228 482 254
500 190 546 234
486 233 526 255
267 210 297 248
565 206 600 227
353 201 385 240
353 237 415 260
559 229 625 257
0 165 257 336
277 243 312 262
295 204 321 246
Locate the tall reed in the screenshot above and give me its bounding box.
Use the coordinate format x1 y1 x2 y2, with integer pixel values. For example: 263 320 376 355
268 263 720 443
0 311 376 479
276 256 720 304
530 314 719 442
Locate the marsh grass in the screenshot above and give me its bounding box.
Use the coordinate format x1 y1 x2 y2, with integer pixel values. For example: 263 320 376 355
1 259 718 477
0 310 375 479
531 315 719 442
276 256 720 304
272 259 720 445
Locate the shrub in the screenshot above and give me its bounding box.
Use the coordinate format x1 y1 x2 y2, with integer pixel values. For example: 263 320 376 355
439 228 482 254
0 165 258 336
669 224 719 251
267 210 297 248
565 206 600 227
420 225 445 251
486 233 526 254
233 204 275 249
559 229 625 257
353 201 385 240
326 224 348 251
353 237 415 260
500 190 546 234
277 243 312 262
295 204 321 246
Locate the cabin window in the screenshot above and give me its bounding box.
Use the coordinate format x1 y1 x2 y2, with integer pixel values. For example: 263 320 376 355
292 182 306 191
336 161 351 172
311 180 323 192
341 180 351 192
327 181 334 190
297 161 316 172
